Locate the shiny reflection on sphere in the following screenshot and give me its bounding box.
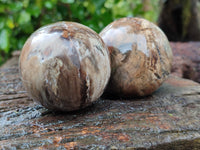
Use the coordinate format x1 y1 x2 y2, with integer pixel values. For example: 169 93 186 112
19 22 111 111
100 17 173 97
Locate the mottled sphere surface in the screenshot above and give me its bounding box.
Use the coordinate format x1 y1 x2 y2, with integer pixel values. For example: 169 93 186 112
100 17 173 97
19 22 111 111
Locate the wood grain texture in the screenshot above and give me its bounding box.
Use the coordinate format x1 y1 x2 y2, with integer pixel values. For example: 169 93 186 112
1 57 200 149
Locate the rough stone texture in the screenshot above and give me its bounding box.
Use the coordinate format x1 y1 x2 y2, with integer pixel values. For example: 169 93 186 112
170 42 200 83
1 55 200 149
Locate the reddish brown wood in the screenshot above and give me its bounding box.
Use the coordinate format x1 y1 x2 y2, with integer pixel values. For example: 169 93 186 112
0 53 200 149
171 42 200 83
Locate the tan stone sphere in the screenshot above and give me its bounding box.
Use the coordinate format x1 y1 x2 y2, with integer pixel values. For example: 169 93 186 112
100 17 173 97
19 22 111 111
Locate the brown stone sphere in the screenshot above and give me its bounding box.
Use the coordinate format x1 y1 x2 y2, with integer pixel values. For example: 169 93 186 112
19 22 111 111
100 17 173 97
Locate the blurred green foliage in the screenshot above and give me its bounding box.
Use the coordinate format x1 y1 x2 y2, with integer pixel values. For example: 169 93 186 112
0 0 159 65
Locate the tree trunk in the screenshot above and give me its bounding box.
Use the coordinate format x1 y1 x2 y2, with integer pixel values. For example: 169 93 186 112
158 0 200 41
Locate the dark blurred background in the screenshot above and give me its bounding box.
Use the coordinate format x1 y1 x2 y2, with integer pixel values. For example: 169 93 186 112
0 0 200 65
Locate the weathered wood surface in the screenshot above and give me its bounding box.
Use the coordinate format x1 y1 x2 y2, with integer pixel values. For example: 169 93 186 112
1 57 200 149
170 42 200 83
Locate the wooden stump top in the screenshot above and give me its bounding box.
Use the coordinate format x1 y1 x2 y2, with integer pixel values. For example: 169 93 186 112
1 57 200 149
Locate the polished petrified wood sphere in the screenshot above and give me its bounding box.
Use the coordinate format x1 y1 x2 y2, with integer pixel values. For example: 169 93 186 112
19 22 111 111
100 17 173 97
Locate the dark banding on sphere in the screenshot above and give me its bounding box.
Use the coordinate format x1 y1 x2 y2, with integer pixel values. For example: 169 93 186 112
19 21 111 111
